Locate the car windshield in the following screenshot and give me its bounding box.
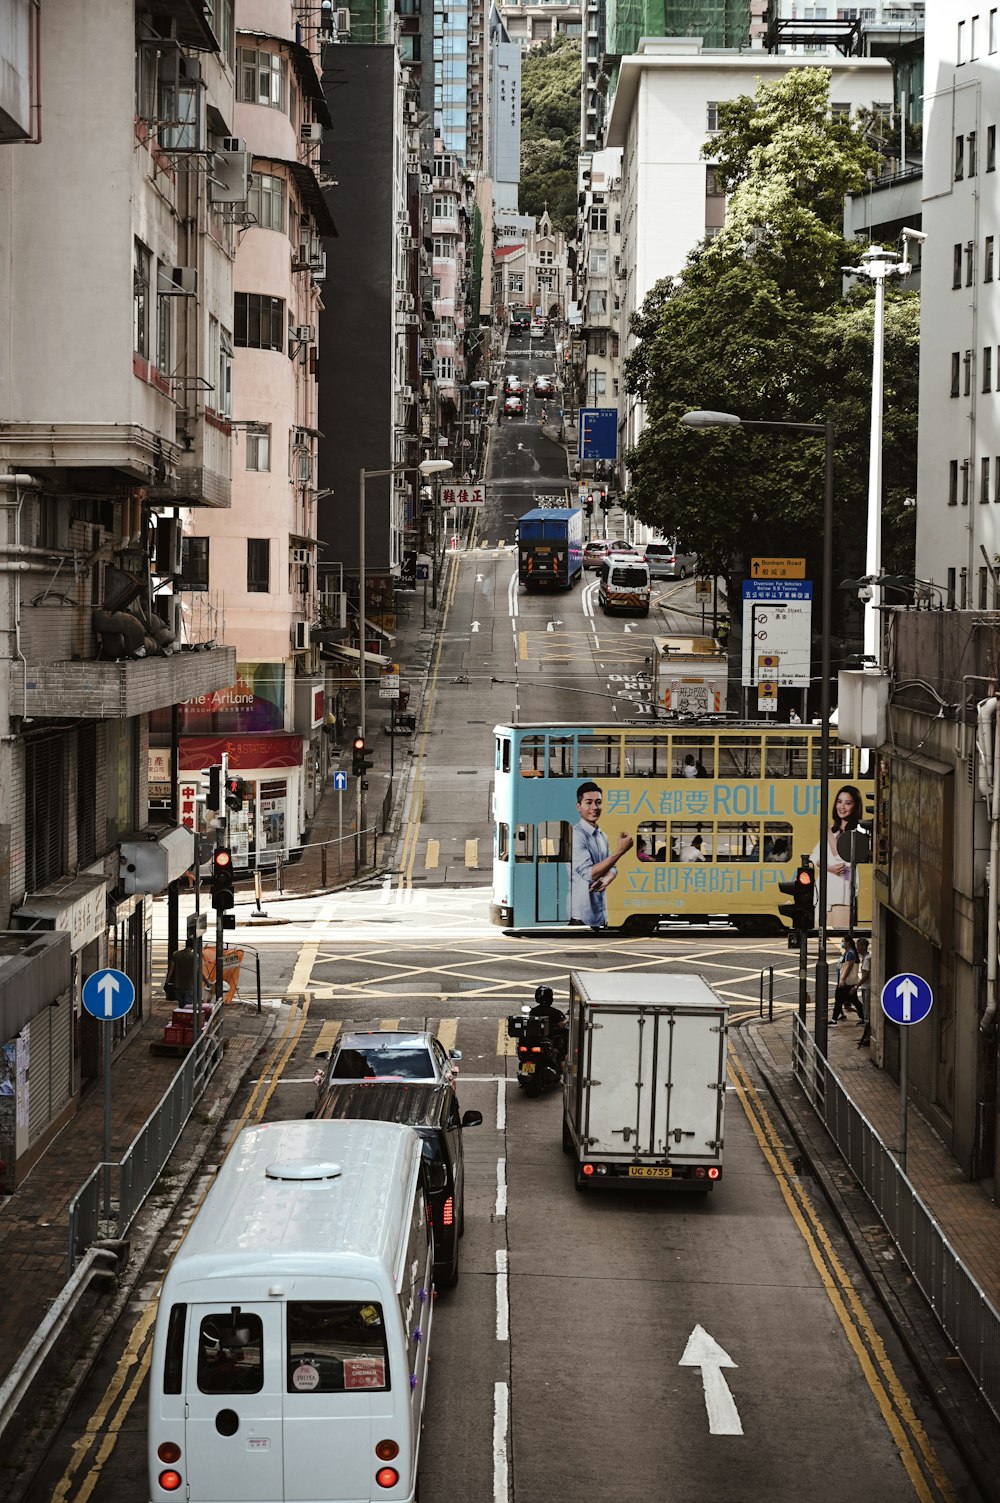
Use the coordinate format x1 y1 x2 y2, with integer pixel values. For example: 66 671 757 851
332 1046 434 1079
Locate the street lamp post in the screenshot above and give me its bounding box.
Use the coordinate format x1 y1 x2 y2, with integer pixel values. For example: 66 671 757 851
356 457 452 861
681 410 835 1052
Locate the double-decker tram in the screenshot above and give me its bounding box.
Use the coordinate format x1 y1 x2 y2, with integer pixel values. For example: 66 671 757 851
490 721 874 935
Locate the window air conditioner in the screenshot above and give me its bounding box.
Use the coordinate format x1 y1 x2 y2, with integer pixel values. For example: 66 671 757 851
221 136 246 154
155 518 184 576
335 7 352 34
292 325 315 343
209 147 253 204
311 252 327 281
158 266 198 295
301 121 324 142
401 384 414 402
294 621 311 650
292 547 311 566
293 428 310 448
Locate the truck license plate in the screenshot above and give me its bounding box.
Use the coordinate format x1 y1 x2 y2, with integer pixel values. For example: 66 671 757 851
520 1062 535 1074
628 1166 672 1179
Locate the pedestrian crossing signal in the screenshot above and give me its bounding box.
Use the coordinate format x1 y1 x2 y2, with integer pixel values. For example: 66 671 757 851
778 858 815 931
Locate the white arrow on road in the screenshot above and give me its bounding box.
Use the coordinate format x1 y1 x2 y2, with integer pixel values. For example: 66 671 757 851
896 976 919 1021
471 620 480 633
679 1325 743 1435
624 624 633 634
97 972 120 1018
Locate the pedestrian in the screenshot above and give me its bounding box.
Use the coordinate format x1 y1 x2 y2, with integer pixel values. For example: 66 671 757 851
682 754 698 778
856 938 872 1044
680 835 706 861
166 937 199 1008
831 935 862 1024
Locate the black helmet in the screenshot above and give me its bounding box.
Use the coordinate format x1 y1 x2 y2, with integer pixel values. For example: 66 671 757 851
534 985 554 1006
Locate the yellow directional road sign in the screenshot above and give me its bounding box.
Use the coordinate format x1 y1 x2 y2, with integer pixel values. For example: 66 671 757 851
751 558 806 579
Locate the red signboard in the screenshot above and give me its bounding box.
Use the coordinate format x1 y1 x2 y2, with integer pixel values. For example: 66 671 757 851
179 734 304 771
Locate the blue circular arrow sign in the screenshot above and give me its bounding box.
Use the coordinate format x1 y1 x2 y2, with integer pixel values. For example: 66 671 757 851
881 972 933 1026
82 968 136 1022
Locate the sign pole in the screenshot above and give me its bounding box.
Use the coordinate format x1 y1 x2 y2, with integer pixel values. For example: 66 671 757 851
899 1029 909 1176
103 1021 112 1217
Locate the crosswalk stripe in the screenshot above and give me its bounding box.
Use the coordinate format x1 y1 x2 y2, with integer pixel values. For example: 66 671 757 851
437 1018 458 1054
518 631 528 661
379 1019 401 1031
425 839 440 869
465 838 479 869
313 1020 341 1058
497 1020 517 1057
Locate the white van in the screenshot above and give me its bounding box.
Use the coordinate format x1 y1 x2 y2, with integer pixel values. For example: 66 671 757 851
598 554 652 616
148 1119 433 1503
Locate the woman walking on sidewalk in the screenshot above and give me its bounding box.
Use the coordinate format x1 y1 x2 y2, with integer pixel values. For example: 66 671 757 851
831 935 863 1024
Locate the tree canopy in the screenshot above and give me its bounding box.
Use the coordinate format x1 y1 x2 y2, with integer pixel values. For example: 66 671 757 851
623 68 918 658
518 38 581 234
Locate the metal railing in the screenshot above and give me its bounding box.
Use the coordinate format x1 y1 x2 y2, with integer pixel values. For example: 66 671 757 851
792 1017 1000 1422
67 1003 224 1273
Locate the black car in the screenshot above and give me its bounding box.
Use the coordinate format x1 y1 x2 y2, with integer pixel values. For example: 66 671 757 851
310 1080 482 1288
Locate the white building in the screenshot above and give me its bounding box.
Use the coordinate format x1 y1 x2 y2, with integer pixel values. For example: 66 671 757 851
914 4 1000 608
603 37 894 463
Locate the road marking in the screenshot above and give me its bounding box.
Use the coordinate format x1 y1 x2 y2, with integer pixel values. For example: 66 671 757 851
518 630 528 660
313 1019 341 1058
425 839 440 869
436 1017 458 1053
493 1382 510 1503
471 619 480 633
496 1078 507 1130
495 1248 509 1340
495 1157 507 1217
289 896 339 995
497 1019 517 1056
679 1325 743 1435
465 838 479 868
378 1018 401 1031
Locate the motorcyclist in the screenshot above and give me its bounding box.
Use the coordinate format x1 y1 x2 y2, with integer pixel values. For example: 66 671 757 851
528 985 568 1058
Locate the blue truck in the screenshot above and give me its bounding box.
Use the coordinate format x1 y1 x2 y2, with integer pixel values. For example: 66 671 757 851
518 506 584 590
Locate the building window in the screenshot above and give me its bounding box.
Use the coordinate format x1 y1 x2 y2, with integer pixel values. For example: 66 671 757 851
956 134 965 180
706 100 719 130
432 194 456 218
967 243 976 286
237 47 287 111
949 459 959 505
965 349 973 395
991 8 998 53
248 173 286 232
963 460 971 505
509 273 524 293
705 166 724 196
589 248 608 275
951 351 961 396
954 243 963 287
970 131 978 176
246 426 271 471
983 456 992 503
234 293 285 351
989 124 997 171
980 567 990 607
947 567 957 606
958 18 965 63
217 328 233 416
26 735 66 891
996 458 1000 500
76 723 97 869
987 236 996 281
972 14 979 59
589 206 608 231
985 346 994 392
156 269 172 373
180 536 210 590
435 356 454 382
134 239 151 357
247 538 270 592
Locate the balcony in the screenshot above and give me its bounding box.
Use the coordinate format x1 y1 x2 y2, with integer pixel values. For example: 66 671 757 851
15 645 237 720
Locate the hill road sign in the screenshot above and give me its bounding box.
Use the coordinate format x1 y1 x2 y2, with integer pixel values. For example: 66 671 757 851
881 972 933 1026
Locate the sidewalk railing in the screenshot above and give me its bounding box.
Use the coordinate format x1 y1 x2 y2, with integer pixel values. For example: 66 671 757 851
67 1003 224 1273
791 1017 1000 1423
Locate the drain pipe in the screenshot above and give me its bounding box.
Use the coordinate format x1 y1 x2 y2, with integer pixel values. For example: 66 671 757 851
977 696 1000 1033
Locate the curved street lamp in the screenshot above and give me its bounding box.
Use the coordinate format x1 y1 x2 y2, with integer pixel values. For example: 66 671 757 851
681 409 836 1052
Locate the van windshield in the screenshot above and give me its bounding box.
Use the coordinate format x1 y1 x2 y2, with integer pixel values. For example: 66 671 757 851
287 1301 390 1393
611 566 648 587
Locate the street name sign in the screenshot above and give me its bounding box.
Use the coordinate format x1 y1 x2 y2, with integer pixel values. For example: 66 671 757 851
881 972 933 1026
751 557 806 579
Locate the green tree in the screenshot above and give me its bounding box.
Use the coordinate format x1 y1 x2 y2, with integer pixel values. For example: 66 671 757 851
623 68 918 663
519 38 581 233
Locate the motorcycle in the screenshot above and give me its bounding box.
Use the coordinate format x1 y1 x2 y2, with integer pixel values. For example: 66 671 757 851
506 1006 563 1097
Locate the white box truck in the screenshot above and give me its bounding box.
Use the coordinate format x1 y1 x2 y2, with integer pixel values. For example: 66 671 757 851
562 971 728 1192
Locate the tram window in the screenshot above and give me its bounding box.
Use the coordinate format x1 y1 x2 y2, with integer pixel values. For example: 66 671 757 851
538 821 570 861
519 736 546 777
762 823 793 861
811 742 846 780
500 737 511 774
764 738 808 779
497 823 510 861
548 737 575 777
674 737 713 777
636 821 668 861
670 824 711 861
513 824 535 862
715 822 759 861
627 739 671 777
577 735 620 778
718 737 760 778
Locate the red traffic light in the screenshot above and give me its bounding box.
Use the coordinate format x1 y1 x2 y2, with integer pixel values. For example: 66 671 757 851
795 868 814 888
213 848 233 871
352 736 365 752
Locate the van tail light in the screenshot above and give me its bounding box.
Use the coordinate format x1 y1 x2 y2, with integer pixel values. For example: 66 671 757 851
376 1466 400 1489
375 1439 400 1461
708 1167 721 1180
158 1471 183 1492
157 1443 182 1464
442 1195 454 1227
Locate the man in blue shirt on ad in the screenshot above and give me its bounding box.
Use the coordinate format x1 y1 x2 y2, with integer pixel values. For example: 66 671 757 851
569 781 634 928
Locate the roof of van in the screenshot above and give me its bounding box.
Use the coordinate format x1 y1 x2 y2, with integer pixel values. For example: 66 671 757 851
161 1119 422 1289
570 971 725 1011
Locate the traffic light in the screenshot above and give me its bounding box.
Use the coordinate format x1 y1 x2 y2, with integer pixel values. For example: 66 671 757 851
585 495 594 516
778 858 816 931
211 847 235 911
206 764 223 811
225 775 246 810
351 736 373 777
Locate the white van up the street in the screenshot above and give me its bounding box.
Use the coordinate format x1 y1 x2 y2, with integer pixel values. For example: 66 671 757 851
148 1119 433 1503
598 554 652 616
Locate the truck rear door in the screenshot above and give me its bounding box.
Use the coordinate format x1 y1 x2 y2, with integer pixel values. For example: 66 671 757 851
583 1007 650 1153
653 1010 725 1160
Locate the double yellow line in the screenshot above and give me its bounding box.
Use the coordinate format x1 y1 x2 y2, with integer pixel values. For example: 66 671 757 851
729 1050 956 1503
51 999 312 1503
398 550 462 889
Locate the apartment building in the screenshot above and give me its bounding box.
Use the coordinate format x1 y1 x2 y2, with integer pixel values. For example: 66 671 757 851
571 149 623 449
0 1 238 1183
